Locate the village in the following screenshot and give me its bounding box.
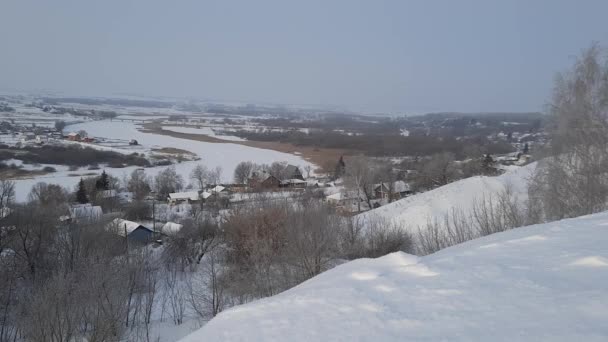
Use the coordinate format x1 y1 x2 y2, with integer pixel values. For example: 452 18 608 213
59 145 534 247
0 106 538 249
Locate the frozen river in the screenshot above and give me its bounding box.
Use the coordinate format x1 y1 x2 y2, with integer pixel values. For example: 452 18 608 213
11 120 313 201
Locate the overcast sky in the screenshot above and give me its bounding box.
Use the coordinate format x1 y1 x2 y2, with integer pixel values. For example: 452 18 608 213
1 0 607 114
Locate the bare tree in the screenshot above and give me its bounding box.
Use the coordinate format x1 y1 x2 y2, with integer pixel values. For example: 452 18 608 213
163 216 221 268
233 161 254 184
414 152 459 191
27 182 69 209
0 179 15 208
186 250 229 320
154 166 184 200
344 156 376 212
303 165 313 179
164 266 187 325
530 44 608 220
269 161 288 181
127 169 152 201
54 120 66 132
190 164 209 189
208 166 223 186
284 202 341 279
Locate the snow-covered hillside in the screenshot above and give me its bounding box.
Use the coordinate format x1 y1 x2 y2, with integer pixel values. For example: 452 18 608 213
180 211 608 341
357 163 536 232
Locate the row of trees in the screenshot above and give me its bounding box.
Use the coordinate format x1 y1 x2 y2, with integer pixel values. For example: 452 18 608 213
233 161 312 184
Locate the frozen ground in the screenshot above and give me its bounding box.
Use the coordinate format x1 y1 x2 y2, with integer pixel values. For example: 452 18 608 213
9 120 313 201
356 163 536 233
180 211 608 342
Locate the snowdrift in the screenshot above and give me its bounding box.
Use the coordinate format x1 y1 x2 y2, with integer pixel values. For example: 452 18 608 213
356 163 536 233
180 210 608 341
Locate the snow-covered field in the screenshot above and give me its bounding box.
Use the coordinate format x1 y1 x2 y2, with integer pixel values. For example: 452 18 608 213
180 211 608 341
161 126 245 141
356 163 536 233
9 120 313 201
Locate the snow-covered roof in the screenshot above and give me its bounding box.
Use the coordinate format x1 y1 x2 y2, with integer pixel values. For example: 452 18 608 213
106 218 148 237
327 191 362 201
70 204 102 221
201 191 212 199
179 209 608 342
161 222 183 235
393 180 411 193
306 179 319 186
67 132 79 136
169 191 200 201
210 185 226 193
281 179 307 185
326 192 343 201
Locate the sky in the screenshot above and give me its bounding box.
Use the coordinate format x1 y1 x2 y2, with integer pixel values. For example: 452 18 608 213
1 0 607 114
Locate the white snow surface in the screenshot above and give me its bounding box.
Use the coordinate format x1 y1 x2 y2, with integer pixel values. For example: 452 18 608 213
356 163 536 233
180 211 608 341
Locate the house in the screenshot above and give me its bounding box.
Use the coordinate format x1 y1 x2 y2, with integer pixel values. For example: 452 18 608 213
168 191 200 204
67 132 81 141
70 203 103 222
129 139 138 145
373 183 390 199
210 185 226 194
373 181 412 200
201 191 212 200
284 165 304 180
280 179 307 189
248 171 281 189
107 218 154 244
100 189 117 199
20 133 36 144
306 179 321 187
35 135 49 144
393 181 412 198
326 191 366 212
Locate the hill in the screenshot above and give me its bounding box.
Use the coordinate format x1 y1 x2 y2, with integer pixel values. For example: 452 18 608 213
179 210 608 341
356 163 536 234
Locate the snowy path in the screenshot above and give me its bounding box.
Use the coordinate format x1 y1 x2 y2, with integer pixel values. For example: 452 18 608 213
180 211 608 341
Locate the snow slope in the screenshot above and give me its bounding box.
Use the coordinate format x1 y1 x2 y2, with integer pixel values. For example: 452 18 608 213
356 163 536 232
180 211 608 342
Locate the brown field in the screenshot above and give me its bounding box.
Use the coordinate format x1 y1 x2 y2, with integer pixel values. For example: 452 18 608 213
0 169 51 180
141 123 352 172
67 172 98 177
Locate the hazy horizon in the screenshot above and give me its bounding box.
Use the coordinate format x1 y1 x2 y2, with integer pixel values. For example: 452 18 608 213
1 0 607 114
